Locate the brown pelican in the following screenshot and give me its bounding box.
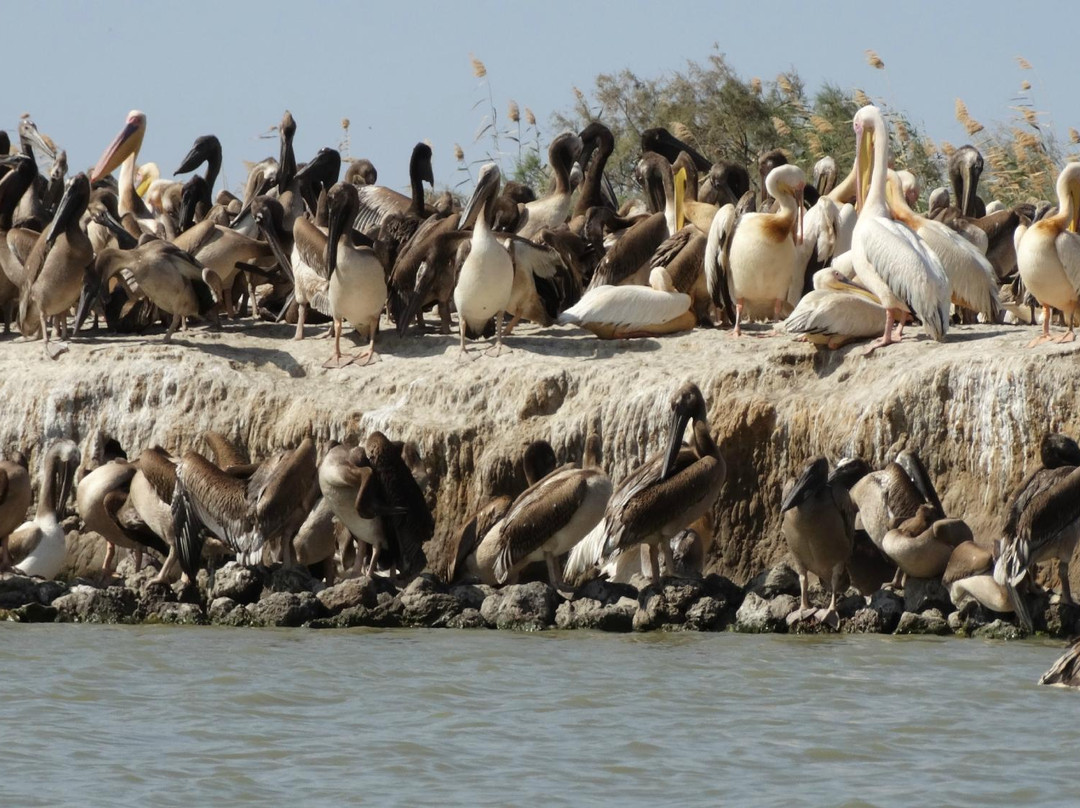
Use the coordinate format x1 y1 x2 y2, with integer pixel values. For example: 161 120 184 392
515 132 583 240
944 541 1013 615
473 434 612 589
174 134 222 222
558 266 694 338
757 149 788 209
996 433 1080 629
352 143 435 237
784 268 886 348
364 432 432 580
1016 162 1080 345
780 457 855 628
593 382 726 585
706 164 805 335
345 159 377 187
0 454 32 570
1040 638 1080 687
172 438 318 576
87 240 223 341
454 164 514 356
324 182 388 367
571 122 615 221
949 145 985 219
18 172 93 357
10 440 80 579
879 503 973 583
640 128 711 173
851 105 949 352
885 170 1001 322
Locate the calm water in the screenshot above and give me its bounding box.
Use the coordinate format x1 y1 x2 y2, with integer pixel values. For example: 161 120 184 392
0 625 1074 807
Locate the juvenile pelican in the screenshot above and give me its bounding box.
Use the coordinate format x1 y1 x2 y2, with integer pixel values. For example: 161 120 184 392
1016 162 1080 345
11 441 79 580
706 164 805 335
851 105 950 352
455 164 514 356
0 455 32 569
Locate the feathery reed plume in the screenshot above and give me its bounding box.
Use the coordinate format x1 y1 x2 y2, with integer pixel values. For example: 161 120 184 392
964 118 984 136
894 119 910 143
470 54 487 78
940 140 956 158
777 74 795 98
807 132 823 157
1071 128 1080 145
339 118 351 158
865 50 885 69
672 122 695 143
750 77 762 95
525 108 536 126
1017 56 1033 70
1021 107 1039 127
955 98 970 123
921 138 938 159
809 115 834 134
854 89 871 107
771 116 791 137
507 100 520 123
1021 80 1032 91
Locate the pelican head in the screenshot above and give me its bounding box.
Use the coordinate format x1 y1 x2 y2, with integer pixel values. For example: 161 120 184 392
175 134 222 178
325 181 360 278
345 159 377 187
827 456 871 488
811 267 879 302
458 163 501 230
277 110 297 192
91 110 146 183
1040 433 1080 469
928 186 950 215
1055 162 1080 233
134 162 159 197
949 145 984 218
18 116 58 162
897 170 920 209
814 156 837 196
853 105 884 212
45 172 90 244
765 163 805 245
662 382 709 481
780 457 829 513
409 142 435 187
758 149 787 200
295 147 342 199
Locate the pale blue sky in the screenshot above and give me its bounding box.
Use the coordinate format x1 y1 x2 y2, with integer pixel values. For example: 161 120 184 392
5 1 1073 195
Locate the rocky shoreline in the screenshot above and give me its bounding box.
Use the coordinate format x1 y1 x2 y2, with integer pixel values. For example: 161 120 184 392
3 558 1073 639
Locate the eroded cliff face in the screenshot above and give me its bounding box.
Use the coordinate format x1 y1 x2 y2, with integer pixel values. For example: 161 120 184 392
1 320 1077 585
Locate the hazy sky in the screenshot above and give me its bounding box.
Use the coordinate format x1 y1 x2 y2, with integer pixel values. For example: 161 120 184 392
5 1 1073 196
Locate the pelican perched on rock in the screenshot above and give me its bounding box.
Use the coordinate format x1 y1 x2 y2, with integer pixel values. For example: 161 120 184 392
705 164 805 335
880 503 973 583
172 438 318 576
781 457 855 628
10 440 79 580
455 164 514 356
1016 162 1080 345
944 540 1013 615
18 172 93 357
784 268 887 348
515 132 583 240
584 382 726 585
851 105 950 352
0 455 32 570
558 266 694 339
473 434 612 589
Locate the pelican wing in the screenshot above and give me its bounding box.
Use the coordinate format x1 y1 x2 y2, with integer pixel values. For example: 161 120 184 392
1015 465 1080 561
354 185 411 235
493 470 590 584
1055 230 1080 294
859 216 950 340
783 290 886 340
941 541 993 585
563 519 606 587
704 204 737 320
589 212 666 289
1039 638 1080 687
558 285 690 329
174 451 257 556
919 220 1001 320
9 521 43 563
7 228 38 275
293 218 329 280
443 495 512 583
136 449 177 505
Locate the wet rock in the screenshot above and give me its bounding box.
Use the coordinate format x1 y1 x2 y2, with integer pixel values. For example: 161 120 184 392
446 608 487 629
263 565 322 596
208 563 264 605
684 596 726 631
316 601 403 629
449 583 496 611
399 575 462 627
36 580 69 605
867 589 905 633
208 597 239 622
317 577 382 615
556 597 634 632
701 574 746 614
747 562 800 599
0 574 40 608
1039 602 1080 638
11 602 59 623
480 582 557 631
734 592 794 633
894 609 950 636
150 602 206 625
248 591 324 627
575 578 639 606
972 619 1026 640
903 578 952 614
633 578 706 630
53 585 138 624
843 608 885 634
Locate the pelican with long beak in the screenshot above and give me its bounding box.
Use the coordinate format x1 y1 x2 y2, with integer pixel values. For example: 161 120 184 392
783 267 887 348
592 382 726 585
10 441 80 580
90 110 153 221
1016 162 1080 346
705 164 805 335
949 145 985 219
454 163 514 356
851 105 950 352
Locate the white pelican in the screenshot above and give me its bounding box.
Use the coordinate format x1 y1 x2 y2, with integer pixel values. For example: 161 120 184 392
454 164 514 356
558 267 694 339
90 110 153 222
1016 162 1080 345
885 170 1001 322
851 105 949 352
784 268 886 348
705 164 804 335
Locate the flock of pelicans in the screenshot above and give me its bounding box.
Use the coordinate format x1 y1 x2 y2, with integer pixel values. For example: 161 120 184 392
3 103 1080 683
1 102 1080 363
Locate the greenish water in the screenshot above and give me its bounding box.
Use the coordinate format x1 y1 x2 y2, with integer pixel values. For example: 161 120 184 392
0 626 1073 807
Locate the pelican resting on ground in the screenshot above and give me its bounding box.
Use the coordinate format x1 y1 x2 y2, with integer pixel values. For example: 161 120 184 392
10 441 80 580
558 266 694 339
851 105 950 352
944 540 1014 615
784 268 887 348
1016 162 1080 346
879 503 973 584
780 457 855 629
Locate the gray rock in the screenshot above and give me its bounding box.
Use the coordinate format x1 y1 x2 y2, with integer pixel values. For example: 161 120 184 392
0 574 41 608
446 608 488 629
53 585 138 624
684 596 726 631
208 597 239 622
263 565 322 596
1039 602 1080 638
903 578 952 614
480 582 557 630
312 601 403 629
449 583 495 611
36 580 69 606
894 609 950 635
11 602 59 623
843 608 885 634
400 576 462 627
701 574 745 613
556 597 634 632
208 563 264 604
633 578 706 630
868 589 905 633
747 562 800 599
249 591 324 627
575 578 639 606
735 592 791 634
972 619 1026 640
317 577 381 615
150 602 206 625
